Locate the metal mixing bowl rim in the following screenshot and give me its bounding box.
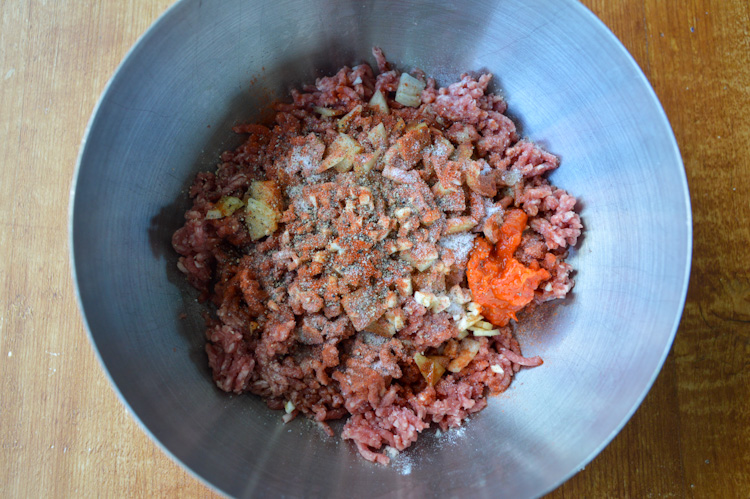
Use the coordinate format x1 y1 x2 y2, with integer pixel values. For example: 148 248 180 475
68 0 693 496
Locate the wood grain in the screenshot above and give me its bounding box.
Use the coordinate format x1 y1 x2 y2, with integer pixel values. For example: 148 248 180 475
0 1 747 497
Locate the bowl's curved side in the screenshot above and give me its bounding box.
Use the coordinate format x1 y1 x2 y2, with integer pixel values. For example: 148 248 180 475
530 2 692 495
71 0 691 497
68 1 240 496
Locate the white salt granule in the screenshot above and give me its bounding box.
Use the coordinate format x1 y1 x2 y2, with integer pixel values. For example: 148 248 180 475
439 233 476 264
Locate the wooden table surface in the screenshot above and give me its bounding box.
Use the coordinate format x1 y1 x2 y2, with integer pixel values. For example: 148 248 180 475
1 0 748 497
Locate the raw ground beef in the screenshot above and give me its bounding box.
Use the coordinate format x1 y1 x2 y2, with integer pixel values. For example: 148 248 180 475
172 48 582 464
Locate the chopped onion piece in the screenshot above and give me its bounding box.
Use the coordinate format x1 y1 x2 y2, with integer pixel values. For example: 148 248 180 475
395 73 426 107
337 104 363 132
445 217 478 234
471 328 501 337
414 353 446 386
367 122 388 149
431 295 451 314
452 143 474 162
472 320 494 330
245 199 278 240
319 132 363 173
385 309 405 331
206 196 244 219
284 400 295 414
385 291 399 308
368 90 389 114
244 181 282 240
354 150 382 175
313 106 342 117
456 313 482 332
490 365 505 374
395 276 412 297
414 291 434 308
364 318 396 337
447 338 481 373
449 286 472 305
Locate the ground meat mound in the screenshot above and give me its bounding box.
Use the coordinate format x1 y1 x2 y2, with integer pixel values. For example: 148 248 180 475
172 48 582 464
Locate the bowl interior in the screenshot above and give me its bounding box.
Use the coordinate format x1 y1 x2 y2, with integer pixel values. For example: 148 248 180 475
71 0 691 497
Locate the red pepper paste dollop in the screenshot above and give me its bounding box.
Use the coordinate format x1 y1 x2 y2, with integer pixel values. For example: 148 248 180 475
467 209 550 326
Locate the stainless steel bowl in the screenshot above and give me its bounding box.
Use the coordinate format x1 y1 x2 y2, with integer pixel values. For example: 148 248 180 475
70 0 691 497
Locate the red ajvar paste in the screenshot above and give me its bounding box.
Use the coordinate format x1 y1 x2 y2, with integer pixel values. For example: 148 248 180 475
467 209 550 326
